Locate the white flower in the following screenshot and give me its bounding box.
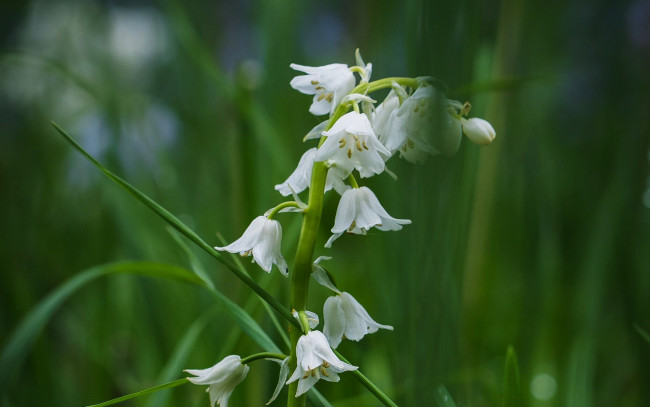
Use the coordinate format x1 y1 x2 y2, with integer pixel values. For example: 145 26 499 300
316 111 391 178
461 117 496 146
275 148 317 196
379 86 439 163
275 148 350 196
372 89 401 141
323 292 394 348
290 63 356 116
325 186 410 247
286 330 357 397
267 357 290 405
185 355 249 407
214 216 288 276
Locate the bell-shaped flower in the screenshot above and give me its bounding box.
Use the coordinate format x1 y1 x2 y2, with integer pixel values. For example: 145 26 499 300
371 88 401 140
286 330 358 397
290 63 356 116
275 148 350 197
185 355 249 407
325 186 411 247
275 148 317 196
215 216 288 276
379 86 439 163
461 117 496 146
323 292 394 348
316 111 391 178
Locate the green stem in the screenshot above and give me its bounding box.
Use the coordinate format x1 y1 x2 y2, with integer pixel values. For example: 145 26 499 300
287 159 328 407
267 201 302 219
241 352 287 364
347 174 359 189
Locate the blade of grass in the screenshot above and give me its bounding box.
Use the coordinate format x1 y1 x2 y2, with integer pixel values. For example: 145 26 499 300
0 261 205 394
86 378 189 407
504 346 521 407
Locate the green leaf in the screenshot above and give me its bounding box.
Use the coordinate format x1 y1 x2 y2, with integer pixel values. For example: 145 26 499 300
434 386 458 407
86 378 189 407
0 261 205 394
504 346 522 407
51 121 297 329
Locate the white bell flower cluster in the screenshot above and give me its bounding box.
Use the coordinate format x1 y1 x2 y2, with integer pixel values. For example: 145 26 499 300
187 50 496 404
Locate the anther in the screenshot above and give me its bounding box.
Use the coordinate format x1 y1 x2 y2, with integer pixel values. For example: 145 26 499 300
321 367 329 377
362 141 369 150
356 141 363 151
347 148 352 158
339 138 347 148
311 80 319 85
317 94 325 102
326 93 333 103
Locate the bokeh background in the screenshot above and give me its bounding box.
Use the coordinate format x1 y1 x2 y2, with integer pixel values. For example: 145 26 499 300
1 0 649 406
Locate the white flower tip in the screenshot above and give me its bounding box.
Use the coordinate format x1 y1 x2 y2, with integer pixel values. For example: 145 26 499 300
314 256 332 264
463 117 496 146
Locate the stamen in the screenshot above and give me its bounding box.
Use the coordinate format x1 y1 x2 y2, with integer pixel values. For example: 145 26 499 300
347 148 352 158
326 93 333 103
315 86 324 91
413 106 419 113
362 141 369 150
407 139 415 148
317 94 325 101
321 367 329 377
348 221 356 232
311 80 319 85
310 369 317 377
461 101 471 116
322 361 330 368
339 138 347 148
356 141 363 151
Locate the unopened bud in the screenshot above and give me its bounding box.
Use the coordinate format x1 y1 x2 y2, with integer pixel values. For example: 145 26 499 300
462 118 496 146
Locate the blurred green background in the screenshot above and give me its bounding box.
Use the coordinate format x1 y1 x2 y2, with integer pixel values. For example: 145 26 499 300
1 0 649 406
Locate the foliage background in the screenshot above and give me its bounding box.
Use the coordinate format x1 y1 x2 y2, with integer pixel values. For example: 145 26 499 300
1 0 649 406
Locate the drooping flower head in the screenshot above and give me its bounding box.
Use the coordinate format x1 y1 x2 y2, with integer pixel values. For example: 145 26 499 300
290 63 356 116
286 330 358 397
326 186 411 247
185 355 249 407
316 111 391 178
214 216 288 276
323 292 394 348
378 85 442 162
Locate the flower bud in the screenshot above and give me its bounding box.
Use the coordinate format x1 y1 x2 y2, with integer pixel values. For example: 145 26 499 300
462 117 496 146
